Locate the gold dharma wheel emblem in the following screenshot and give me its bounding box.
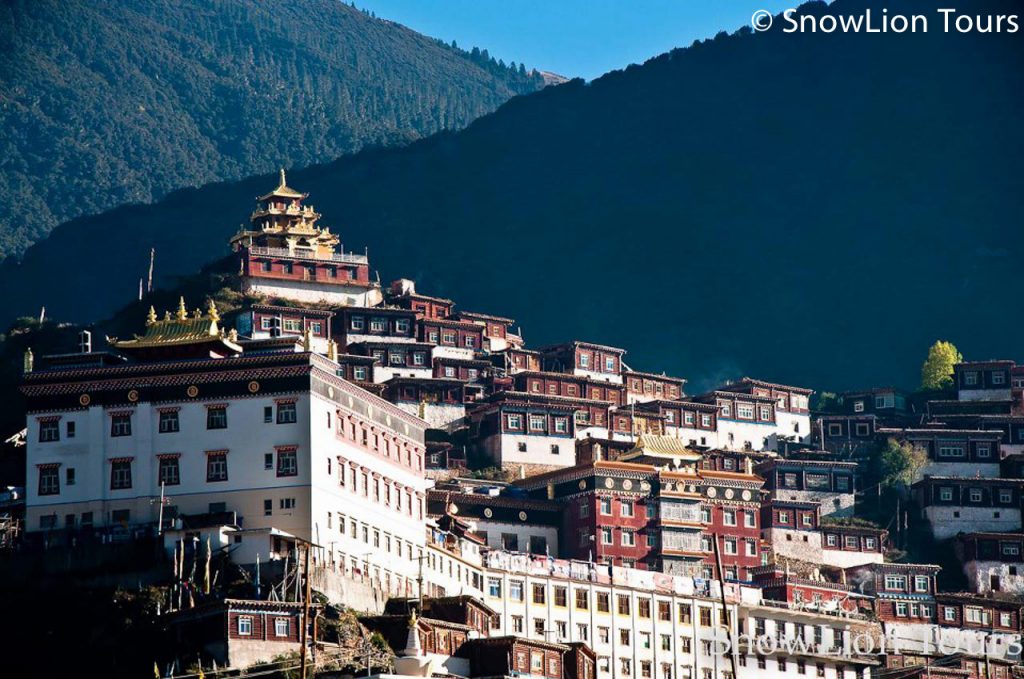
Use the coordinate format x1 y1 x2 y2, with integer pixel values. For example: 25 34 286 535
248 381 260 393
127 389 139 403
186 385 199 398
79 394 91 406
518 511 528 521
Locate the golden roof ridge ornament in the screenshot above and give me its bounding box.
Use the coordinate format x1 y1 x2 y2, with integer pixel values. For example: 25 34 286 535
176 297 188 320
146 306 157 326
206 299 220 323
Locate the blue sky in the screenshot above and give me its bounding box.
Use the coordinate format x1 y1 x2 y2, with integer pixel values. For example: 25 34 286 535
356 0 797 80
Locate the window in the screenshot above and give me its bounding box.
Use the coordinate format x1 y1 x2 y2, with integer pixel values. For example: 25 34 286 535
274 618 289 637
621 500 634 517
978 444 992 459
965 607 983 624
884 574 907 591
110 459 133 490
617 595 631 615
238 616 253 636
619 629 631 646
506 414 523 430
529 414 545 431
699 607 712 627
38 466 60 495
283 318 301 332
277 448 298 477
576 589 589 610
207 406 227 429
597 593 610 613
159 410 180 433
895 602 908 617
264 499 273 516
39 420 60 442
621 530 636 547
207 452 228 482
913 575 930 592
737 404 754 419
487 578 501 598
159 457 180 486
939 446 965 458
853 400 865 413
969 488 983 503
353 366 368 381
111 414 132 437
998 489 1013 504
277 402 297 424
509 580 524 601
723 509 736 526
724 538 737 555
939 487 954 501
66 467 75 486
370 317 386 332
993 372 1006 385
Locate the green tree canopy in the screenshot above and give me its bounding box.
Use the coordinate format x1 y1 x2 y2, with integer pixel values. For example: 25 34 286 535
879 437 928 488
920 340 962 390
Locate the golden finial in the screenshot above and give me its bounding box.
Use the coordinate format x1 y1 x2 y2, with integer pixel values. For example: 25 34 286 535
302 326 312 352
409 610 418 627
228 328 238 343
23 348 33 374
206 299 220 322
146 306 157 326
327 338 337 361
164 310 172 321
176 297 188 320
192 308 202 320
279 167 287 188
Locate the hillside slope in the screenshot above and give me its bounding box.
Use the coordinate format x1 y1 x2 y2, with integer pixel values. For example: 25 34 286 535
2 0 1022 390
0 0 542 257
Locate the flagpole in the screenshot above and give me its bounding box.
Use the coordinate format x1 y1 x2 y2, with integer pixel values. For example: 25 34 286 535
157 481 166 535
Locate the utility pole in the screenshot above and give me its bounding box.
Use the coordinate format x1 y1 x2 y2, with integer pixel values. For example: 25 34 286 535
300 544 312 679
156 481 166 535
712 536 739 679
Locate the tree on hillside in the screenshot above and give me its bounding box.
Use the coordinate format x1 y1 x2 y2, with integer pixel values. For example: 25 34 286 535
879 438 928 489
920 340 962 390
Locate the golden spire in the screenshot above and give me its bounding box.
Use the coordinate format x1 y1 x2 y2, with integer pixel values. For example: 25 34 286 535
302 326 312 352
23 348 33 374
146 306 157 326
176 297 188 320
279 167 287 189
327 338 338 361
206 299 220 322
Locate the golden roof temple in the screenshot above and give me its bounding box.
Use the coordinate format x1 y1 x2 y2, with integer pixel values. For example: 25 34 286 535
108 298 242 359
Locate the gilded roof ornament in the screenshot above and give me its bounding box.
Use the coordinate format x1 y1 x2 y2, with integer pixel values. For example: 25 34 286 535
146 306 157 326
176 297 188 320
206 299 220 322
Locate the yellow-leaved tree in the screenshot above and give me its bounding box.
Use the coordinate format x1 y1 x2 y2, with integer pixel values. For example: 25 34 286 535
920 340 962 390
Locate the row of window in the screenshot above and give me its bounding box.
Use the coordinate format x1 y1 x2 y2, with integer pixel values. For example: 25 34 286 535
717 401 773 422
257 259 355 280
936 486 1017 504
349 316 412 334
259 317 324 335
941 605 1015 627
882 573 932 593
336 459 422 519
37 448 299 495
505 412 571 434
38 403 297 442
236 615 290 637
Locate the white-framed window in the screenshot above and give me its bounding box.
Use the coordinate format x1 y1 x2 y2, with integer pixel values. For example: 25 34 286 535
965 607 983 624
600 497 612 515
701 414 712 427
939 487 954 501
759 406 771 420
826 534 837 547
992 372 1006 385
999 489 1013 504
723 538 737 555
939 446 965 458
601 527 613 545
554 417 569 434
964 371 978 386
895 602 908 617
853 400 865 413
827 423 842 436
529 414 546 431
744 511 756 528
621 500 634 517
350 316 365 330
969 488 983 503
506 414 523 430
943 607 957 622
238 616 253 636
884 574 907 591
579 353 590 368
369 317 386 332
621 530 636 547
723 509 736 526
274 618 289 637
395 318 411 333
605 356 616 371
685 412 695 425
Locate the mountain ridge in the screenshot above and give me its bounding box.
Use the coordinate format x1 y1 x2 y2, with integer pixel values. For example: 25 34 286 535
0 0 543 258
2 0 1022 391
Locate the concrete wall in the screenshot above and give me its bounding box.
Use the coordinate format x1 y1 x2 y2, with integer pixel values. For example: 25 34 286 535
964 559 1024 595
923 506 1023 541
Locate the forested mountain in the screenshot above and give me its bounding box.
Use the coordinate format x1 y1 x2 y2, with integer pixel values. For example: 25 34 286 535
0 0 543 258
2 0 1022 390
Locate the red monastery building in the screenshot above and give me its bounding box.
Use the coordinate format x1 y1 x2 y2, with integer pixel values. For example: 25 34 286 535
230 170 380 307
